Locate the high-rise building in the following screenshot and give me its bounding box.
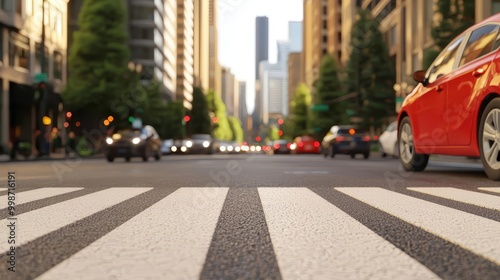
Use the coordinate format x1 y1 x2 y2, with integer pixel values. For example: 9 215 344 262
1 0 68 155
193 0 209 91
288 52 303 114
239 82 247 131
277 41 290 116
289 21 303 52
221 67 238 116
254 16 269 130
176 0 195 110
209 0 221 95
303 0 342 90
259 61 286 125
127 0 178 98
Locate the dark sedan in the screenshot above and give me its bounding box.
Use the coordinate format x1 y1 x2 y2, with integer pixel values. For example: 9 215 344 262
324 125 371 159
105 125 162 162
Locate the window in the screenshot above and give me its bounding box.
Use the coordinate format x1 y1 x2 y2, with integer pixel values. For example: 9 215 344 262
322 35 328 43
54 51 63 79
130 27 154 40
35 43 49 73
0 0 13 11
130 6 154 20
494 0 500 13
51 6 63 35
459 25 500 66
8 32 30 70
427 36 464 83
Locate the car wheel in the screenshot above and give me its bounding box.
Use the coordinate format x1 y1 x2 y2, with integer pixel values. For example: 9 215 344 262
350 154 355 159
154 151 161 161
107 155 114 162
479 98 500 180
398 116 429 171
379 142 387 157
328 145 335 158
125 156 131 162
364 153 370 159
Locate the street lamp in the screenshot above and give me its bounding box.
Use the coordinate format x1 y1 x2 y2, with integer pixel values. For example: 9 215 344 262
127 61 142 122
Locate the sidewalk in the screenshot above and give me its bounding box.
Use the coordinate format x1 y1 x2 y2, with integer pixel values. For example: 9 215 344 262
0 153 104 163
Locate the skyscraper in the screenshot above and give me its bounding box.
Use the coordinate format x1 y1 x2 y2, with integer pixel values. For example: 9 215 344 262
194 0 210 91
176 0 195 110
209 0 222 96
254 16 269 130
239 82 248 131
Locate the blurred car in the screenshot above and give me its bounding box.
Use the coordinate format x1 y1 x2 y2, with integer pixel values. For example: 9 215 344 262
217 141 240 154
271 140 292 154
323 125 371 159
170 139 189 154
161 139 174 155
398 14 500 180
291 135 321 154
186 134 214 154
105 125 162 162
378 121 398 158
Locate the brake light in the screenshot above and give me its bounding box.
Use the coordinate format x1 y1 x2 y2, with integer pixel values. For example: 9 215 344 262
314 141 320 148
336 136 346 142
287 143 291 149
373 135 379 141
298 142 304 148
363 136 371 142
274 143 280 149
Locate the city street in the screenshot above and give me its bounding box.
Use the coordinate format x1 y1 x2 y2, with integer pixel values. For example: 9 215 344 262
0 154 499 279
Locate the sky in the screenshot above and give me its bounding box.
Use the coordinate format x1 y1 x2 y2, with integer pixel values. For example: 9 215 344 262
218 0 303 115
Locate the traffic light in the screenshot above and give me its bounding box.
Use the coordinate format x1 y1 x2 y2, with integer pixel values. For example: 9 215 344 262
256 136 261 142
128 116 135 123
212 116 218 124
184 115 191 122
278 119 284 125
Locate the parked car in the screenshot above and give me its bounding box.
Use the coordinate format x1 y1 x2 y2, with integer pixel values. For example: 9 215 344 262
323 125 371 159
291 135 321 154
186 134 214 154
398 13 500 180
105 125 162 162
379 121 398 158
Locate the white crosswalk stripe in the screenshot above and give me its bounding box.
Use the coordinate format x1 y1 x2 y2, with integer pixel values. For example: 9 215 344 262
37 187 229 280
408 187 500 211
478 187 500 194
258 188 439 280
0 188 152 254
0 188 82 207
1 186 498 279
336 187 500 265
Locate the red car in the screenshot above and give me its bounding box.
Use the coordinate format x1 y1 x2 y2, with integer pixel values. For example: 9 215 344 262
291 135 321 154
398 13 500 180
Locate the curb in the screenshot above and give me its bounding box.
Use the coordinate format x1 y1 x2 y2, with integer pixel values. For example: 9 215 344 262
0 154 104 163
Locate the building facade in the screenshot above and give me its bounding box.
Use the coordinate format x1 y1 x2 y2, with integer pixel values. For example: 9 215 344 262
1 0 68 155
208 0 221 95
176 0 194 110
259 61 286 125
221 66 238 117
238 81 247 131
253 16 269 130
288 52 302 114
193 0 209 91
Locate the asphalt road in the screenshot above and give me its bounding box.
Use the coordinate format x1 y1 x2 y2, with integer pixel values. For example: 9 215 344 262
0 153 499 279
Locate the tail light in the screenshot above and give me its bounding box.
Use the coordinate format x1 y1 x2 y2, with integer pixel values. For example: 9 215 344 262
363 136 371 142
336 136 346 142
314 141 320 148
298 141 304 148
373 135 379 141
287 143 291 149
274 143 280 149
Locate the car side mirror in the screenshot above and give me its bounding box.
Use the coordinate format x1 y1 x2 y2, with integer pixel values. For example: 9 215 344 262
413 70 428 85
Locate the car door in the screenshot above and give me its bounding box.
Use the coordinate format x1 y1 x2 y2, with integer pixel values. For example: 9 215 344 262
446 24 500 146
414 36 465 146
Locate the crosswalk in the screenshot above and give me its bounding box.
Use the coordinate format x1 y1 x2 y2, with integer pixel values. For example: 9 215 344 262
0 186 499 279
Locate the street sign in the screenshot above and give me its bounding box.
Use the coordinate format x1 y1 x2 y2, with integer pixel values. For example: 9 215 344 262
311 104 329 111
34 73 48 83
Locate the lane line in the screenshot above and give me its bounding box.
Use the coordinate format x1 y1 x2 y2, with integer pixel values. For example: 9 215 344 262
408 187 500 211
337 187 500 265
37 187 229 280
0 188 151 254
0 188 83 207
258 188 439 280
478 187 500 194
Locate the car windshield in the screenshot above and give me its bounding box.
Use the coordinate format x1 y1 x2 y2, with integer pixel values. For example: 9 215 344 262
192 134 211 140
116 130 140 137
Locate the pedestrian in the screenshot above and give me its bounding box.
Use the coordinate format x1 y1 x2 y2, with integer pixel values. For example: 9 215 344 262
66 131 77 159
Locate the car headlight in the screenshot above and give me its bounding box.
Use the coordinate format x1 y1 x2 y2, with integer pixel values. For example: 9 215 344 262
171 146 177 152
181 146 187 152
203 141 210 148
256 146 262 152
132 137 141 145
186 141 193 148
235 146 241 152
250 146 256 151
106 137 113 145
290 143 297 150
220 146 226 152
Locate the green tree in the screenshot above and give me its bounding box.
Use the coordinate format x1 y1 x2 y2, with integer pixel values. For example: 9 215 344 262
425 0 475 68
345 9 395 131
290 83 312 137
206 90 233 141
312 54 346 135
190 87 211 135
267 125 280 141
228 117 244 143
64 0 130 119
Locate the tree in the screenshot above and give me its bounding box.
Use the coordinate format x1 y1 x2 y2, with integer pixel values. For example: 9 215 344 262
267 125 280 141
290 83 312 137
206 90 233 141
425 0 475 68
64 0 130 119
190 87 211 135
228 117 244 143
345 9 395 131
312 54 346 136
